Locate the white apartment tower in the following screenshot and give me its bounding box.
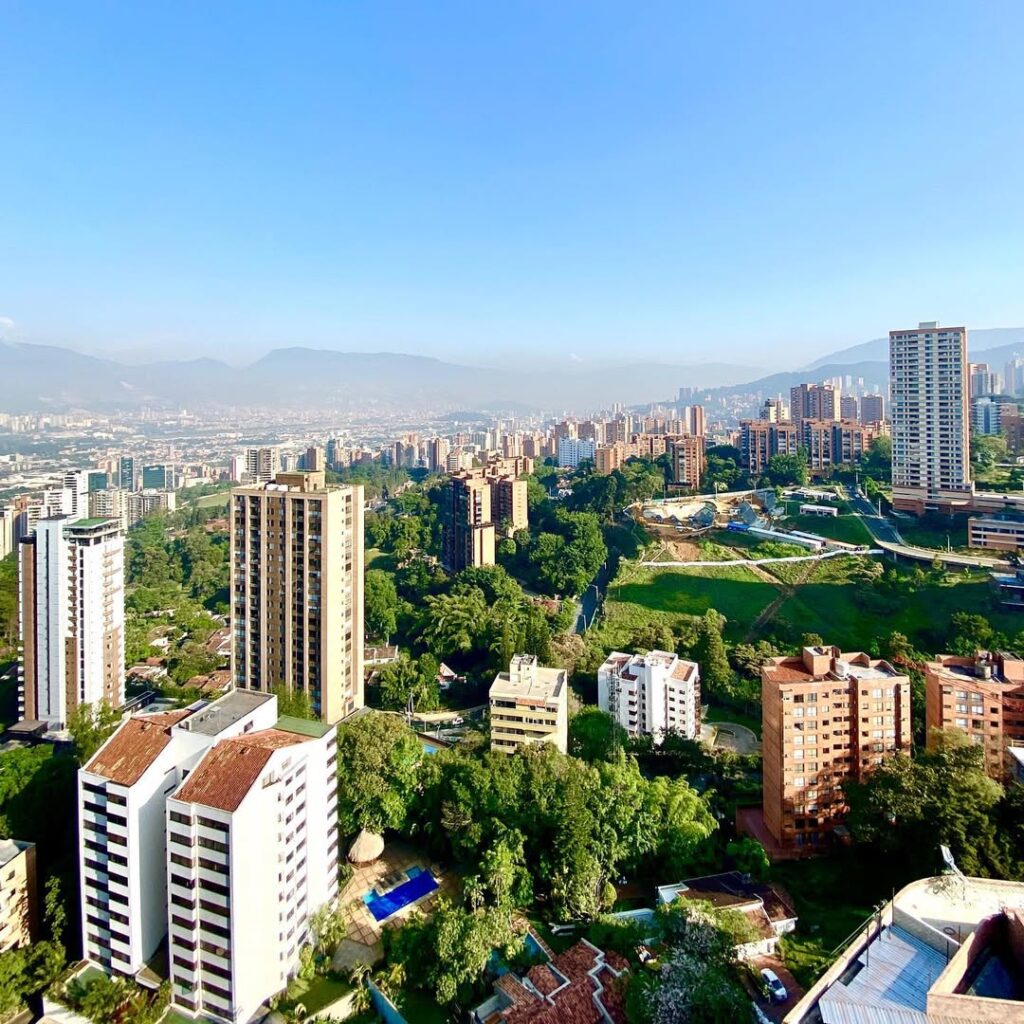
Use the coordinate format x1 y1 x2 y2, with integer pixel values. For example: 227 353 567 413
231 471 365 723
890 322 971 514
598 649 701 743
19 516 125 727
166 715 339 1023
78 692 280 977
244 447 279 484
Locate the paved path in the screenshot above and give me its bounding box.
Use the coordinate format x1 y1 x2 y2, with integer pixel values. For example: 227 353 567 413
845 486 1009 569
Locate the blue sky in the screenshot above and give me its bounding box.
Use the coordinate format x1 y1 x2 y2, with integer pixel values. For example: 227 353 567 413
2 1 1023 369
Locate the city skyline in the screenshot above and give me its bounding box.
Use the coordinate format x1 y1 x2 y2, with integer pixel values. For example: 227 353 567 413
4 2 1024 367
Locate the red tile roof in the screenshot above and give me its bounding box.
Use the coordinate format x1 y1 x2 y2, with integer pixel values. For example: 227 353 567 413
173 728 308 812
499 940 628 1024
671 660 696 682
86 711 192 786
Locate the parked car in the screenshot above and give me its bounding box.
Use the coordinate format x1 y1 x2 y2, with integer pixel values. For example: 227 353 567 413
448 715 464 726
760 968 788 1004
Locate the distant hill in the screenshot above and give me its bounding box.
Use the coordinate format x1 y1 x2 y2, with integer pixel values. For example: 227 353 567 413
804 326 1024 371
0 341 765 413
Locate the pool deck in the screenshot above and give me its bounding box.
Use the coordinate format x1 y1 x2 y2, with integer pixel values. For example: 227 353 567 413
333 841 458 972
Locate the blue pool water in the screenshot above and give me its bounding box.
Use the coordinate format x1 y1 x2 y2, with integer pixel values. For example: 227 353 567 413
362 866 439 921
422 743 438 754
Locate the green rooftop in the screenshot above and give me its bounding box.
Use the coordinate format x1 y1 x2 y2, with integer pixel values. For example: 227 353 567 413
276 715 332 738
68 517 118 529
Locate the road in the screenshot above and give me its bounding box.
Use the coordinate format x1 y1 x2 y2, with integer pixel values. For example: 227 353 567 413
573 559 616 633
844 486 1009 570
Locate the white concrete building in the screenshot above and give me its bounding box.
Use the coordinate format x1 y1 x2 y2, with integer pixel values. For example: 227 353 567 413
557 436 597 469
890 322 972 514
597 650 701 743
19 516 125 727
62 470 89 518
166 715 339 1023
0 508 12 560
78 691 278 977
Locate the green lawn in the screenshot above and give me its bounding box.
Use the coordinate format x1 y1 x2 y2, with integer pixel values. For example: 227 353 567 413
366 547 398 571
396 990 454 1023
192 491 230 509
704 703 762 738
896 514 971 552
279 973 351 1014
598 564 780 645
781 502 874 546
774 570 1022 652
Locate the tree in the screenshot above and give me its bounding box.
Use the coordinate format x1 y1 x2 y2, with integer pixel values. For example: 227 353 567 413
569 707 625 762
335 714 422 836
67 701 123 762
271 685 315 720
420 588 489 657
726 837 769 880
364 569 399 642
693 610 732 696
377 655 440 713
765 451 809 487
845 731 1005 876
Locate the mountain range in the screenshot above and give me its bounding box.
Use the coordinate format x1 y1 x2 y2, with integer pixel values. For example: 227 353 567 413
2 327 1023 414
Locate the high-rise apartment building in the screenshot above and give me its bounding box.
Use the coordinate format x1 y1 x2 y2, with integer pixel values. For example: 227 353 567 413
860 394 884 425
761 646 911 851
61 471 89 518
971 395 1016 437
925 651 1024 780
685 404 706 437
490 475 528 536
0 508 12 560
166 714 338 1023
739 421 799 476
244 447 279 484
598 650 700 743
19 516 125 728
839 396 858 420
668 435 705 489
556 436 596 468
426 437 451 473
1005 355 1024 398
441 473 495 573
78 692 279 977
969 362 999 399
761 398 785 422
801 420 879 475
230 471 364 723
890 322 971 514
790 383 839 428
594 443 624 476
89 488 130 533
489 655 568 754
303 445 325 472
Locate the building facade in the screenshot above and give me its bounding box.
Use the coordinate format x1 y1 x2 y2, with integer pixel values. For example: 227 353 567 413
556 436 596 469
860 393 884 425
166 717 338 1024
890 322 972 514
0 840 37 953
441 472 496 573
668 435 705 490
761 646 911 851
19 516 125 728
230 471 364 723
489 655 568 754
597 650 700 743
924 652 1024 780
739 421 800 476
78 692 278 977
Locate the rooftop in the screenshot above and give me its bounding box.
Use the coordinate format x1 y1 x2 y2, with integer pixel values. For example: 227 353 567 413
276 714 332 739
85 710 192 786
0 838 32 868
765 648 901 685
67 516 119 530
491 655 566 704
172 728 309 812
177 690 273 737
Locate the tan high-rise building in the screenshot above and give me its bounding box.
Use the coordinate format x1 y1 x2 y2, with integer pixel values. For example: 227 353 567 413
594 443 624 476
761 646 911 851
668 435 705 489
801 419 878 475
491 475 528 537
230 471 364 723
739 421 800 476
925 651 1024 780
890 322 972 514
0 839 37 952
19 516 125 728
489 655 568 754
441 473 495 573
790 383 839 429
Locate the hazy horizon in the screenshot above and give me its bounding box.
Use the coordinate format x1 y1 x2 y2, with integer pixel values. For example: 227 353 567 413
3 2 1024 370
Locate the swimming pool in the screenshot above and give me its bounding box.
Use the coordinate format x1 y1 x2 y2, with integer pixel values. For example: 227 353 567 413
362 866 439 921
